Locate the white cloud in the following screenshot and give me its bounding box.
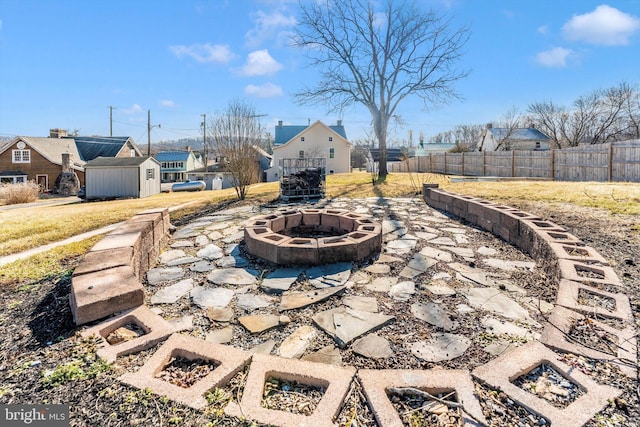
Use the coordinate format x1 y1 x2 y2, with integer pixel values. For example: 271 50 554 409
160 100 175 107
245 9 296 48
562 5 640 45
240 50 283 76
244 82 283 98
169 43 235 63
537 25 549 35
535 47 572 67
123 104 142 114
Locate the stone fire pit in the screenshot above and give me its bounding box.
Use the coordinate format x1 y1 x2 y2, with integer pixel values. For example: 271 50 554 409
244 209 382 265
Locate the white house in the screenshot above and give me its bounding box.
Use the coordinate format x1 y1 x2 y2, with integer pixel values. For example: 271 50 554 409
266 120 351 182
477 124 551 151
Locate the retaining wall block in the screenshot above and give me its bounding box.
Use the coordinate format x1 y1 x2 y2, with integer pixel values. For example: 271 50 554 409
262 214 286 233
317 236 358 264
283 211 303 229
73 247 134 277
119 334 252 410
556 279 633 322
70 265 144 325
225 353 356 427
277 238 319 265
339 213 368 232
557 259 622 286
348 231 382 261
320 209 348 229
244 228 287 264
80 306 174 363
301 209 322 226
547 242 609 264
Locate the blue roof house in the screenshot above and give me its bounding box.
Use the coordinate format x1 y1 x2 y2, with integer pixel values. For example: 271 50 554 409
477 124 551 151
155 150 205 182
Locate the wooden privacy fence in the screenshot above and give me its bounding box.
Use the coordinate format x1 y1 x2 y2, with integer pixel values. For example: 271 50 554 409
391 140 640 182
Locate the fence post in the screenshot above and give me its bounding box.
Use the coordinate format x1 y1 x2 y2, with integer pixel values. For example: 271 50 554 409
608 142 613 182
461 152 465 176
511 150 515 177
483 151 486 177
444 152 447 174
551 149 555 180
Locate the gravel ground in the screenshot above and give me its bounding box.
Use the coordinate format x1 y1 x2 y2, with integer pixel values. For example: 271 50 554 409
0 197 637 427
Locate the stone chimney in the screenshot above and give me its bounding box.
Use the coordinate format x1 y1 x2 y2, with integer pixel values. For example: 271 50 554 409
486 123 493 129
49 128 68 138
529 123 536 129
61 152 72 173
185 145 191 152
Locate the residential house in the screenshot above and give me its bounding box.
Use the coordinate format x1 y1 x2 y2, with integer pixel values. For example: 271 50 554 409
187 145 271 190
266 120 351 182
0 128 142 191
477 124 551 151
156 149 205 182
84 156 161 200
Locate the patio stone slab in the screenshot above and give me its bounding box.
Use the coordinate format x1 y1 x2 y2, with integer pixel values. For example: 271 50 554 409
352 334 393 359
411 302 459 331
313 307 395 348
207 268 257 286
190 286 234 309
150 278 194 304
146 267 184 285
409 333 471 362
279 285 346 311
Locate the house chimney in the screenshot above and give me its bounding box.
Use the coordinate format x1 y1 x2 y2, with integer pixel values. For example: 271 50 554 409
185 145 191 152
61 152 72 172
486 123 493 129
337 120 343 126
278 120 283 127
529 123 535 129
49 128 68 138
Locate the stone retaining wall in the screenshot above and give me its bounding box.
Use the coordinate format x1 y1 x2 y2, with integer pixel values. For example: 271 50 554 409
70 208 171 325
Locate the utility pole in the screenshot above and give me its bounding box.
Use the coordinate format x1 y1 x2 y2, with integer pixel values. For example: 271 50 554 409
108 106 116 136
201 113 207 173
147 110 161 157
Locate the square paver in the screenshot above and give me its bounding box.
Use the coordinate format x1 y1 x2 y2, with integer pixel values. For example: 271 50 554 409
472 341 621 427
556 279 633 322
225 353 356 427
80 306 174 363
541 306 637 378
119 333 252 409
358 369 486 426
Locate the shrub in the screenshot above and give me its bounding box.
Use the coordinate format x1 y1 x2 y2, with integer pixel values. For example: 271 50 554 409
0 181 40 204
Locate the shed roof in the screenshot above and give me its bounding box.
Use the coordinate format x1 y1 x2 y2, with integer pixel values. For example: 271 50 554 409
85 156 156 167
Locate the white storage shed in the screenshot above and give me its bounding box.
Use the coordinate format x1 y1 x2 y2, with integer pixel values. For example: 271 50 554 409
84 156 161 200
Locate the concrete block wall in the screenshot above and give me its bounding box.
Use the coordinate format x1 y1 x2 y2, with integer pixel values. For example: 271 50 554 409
70 208 171 325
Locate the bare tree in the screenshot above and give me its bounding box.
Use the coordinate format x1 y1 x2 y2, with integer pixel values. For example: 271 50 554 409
292 0 469 178
210 100 265 200
527 100 565 148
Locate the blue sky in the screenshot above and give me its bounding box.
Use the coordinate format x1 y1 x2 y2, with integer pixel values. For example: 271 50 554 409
1 0 640 145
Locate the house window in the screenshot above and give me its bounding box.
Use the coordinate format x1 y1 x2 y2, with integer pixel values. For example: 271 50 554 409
329 148 335 159
301 137 305 142
299 150 305 159
329 137 333 142
12 150 30 163
146 169 155 180
535 141 541 150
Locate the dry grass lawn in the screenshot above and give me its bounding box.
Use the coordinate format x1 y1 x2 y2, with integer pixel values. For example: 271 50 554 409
0 171 638 284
